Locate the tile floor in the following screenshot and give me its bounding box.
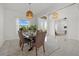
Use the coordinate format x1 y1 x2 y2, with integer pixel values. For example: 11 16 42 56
0 35 79 56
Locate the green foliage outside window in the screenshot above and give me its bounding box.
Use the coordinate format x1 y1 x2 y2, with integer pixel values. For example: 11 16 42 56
19 24 37 32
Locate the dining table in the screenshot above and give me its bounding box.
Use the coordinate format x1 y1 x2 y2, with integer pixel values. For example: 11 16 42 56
23 31 36 51
23 31 36 43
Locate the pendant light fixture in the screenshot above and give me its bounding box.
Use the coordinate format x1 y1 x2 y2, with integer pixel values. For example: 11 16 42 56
52 12 59 19
26 3 33 19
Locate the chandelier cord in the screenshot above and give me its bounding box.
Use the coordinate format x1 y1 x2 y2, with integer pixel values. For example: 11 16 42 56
28 3 31 10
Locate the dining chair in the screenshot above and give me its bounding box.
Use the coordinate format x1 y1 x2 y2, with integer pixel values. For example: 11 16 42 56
33 30 46 56
18 31 31 51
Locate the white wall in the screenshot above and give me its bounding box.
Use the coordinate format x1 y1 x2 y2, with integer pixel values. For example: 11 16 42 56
76 4 79 40
4 9 22 40
0 4 5 47
58 4 79 40
0 5 4 40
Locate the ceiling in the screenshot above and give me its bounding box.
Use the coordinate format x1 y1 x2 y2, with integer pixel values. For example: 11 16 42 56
3 3 73 17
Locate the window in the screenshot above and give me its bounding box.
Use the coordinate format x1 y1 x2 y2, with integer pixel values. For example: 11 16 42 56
38 18 47 31
16 18 30 31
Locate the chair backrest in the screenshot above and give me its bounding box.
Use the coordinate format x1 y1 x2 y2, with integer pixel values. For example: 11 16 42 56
18 31 24 42
35 30 46 48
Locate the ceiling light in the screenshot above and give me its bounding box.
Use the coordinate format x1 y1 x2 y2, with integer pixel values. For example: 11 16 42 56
52 12 59 19
26 3 33 19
